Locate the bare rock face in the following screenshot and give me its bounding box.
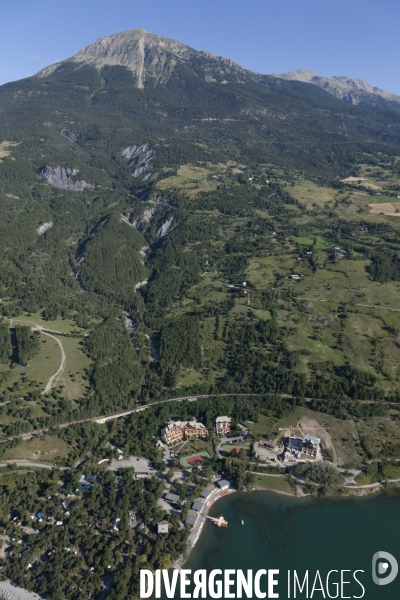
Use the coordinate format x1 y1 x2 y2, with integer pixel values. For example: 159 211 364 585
132 208 155 231
61 129 77 142
37 166 95 191
156 216 174 238
36 29 248 89
37 222 54 235
121 144 155 178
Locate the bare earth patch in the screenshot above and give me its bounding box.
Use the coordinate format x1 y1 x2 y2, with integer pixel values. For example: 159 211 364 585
341 176 368 182
341 176 382 190
369 203 400 216
297 415 338 465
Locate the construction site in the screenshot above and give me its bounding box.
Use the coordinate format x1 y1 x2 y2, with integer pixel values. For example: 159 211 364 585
254 422 331 464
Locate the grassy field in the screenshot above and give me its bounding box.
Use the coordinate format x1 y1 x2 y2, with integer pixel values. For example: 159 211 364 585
57 336 92 400
0 332 62 392
290 179 338 207
0 331 91 399
252 474 293 494
178 438 215 457
293 236 332 249
0 141 18 162
352 466 400 485
156 165 218 198
2 436 71 464
0 314 92 435
354 472 377 485
10 312 85 335
355 416 400 460
368 196 398 204
0 312 90 390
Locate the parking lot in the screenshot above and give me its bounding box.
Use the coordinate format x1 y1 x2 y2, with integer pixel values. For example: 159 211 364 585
107 456 154 473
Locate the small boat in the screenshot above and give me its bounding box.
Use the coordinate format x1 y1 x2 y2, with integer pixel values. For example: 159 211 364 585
241 520 244 525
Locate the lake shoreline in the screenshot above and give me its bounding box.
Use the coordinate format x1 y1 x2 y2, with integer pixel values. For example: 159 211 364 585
173 478 384 570
175 486 400 600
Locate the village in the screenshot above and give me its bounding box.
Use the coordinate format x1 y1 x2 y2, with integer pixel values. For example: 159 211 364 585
0 414 330 586
137 415 327 542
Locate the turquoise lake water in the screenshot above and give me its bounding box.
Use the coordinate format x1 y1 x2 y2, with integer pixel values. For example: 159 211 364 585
173 489 400 599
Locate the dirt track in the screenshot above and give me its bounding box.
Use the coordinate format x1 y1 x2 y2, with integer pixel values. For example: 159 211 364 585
5 317 66 394
40 331 66 394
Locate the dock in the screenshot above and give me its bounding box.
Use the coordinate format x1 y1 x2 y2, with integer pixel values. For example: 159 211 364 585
206 515 228 528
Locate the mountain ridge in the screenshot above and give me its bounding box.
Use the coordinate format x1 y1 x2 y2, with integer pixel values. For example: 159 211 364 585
34 29 400 112
277 68 400 109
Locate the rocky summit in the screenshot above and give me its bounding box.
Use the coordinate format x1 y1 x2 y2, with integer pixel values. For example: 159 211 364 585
37 28 249 88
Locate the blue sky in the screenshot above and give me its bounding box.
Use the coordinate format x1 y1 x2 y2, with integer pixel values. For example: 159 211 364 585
2 0 400 93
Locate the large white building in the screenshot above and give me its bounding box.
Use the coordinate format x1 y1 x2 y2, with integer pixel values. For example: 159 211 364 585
283 434 321 461
214 416 232 436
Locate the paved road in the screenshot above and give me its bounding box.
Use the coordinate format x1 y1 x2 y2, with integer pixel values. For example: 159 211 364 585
1 388 397 447
0 394 269 444
251 471 285 477
345 476 400 489
158 441 171 462
0 460 66 470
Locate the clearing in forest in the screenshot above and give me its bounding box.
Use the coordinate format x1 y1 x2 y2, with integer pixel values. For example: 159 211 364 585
0 141 18 161
1 436 71 463
156 164 218 197
369 202 400 215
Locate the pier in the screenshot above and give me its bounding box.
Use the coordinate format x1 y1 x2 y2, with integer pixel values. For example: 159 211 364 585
206 515 228 528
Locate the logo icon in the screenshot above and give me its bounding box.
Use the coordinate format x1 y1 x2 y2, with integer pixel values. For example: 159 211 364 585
372 551 398 586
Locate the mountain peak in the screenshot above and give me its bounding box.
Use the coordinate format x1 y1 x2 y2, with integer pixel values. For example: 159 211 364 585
277 69 320 83
36 28 246 88
37 29 195 87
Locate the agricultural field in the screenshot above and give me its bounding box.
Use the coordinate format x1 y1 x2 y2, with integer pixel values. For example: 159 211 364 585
156 164 219 198
290 179 339 207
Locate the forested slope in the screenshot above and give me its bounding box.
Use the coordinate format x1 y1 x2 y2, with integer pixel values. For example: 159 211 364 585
0 32 399 434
